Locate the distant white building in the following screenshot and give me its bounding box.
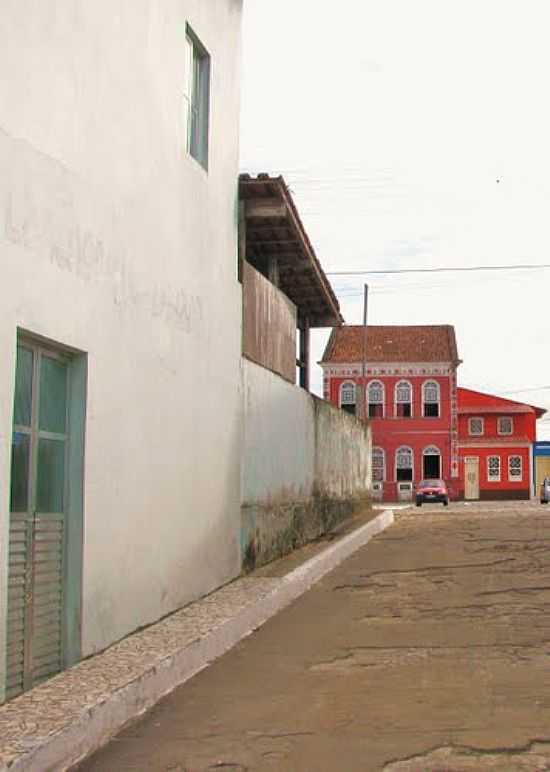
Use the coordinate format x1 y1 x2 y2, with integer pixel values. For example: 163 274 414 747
0 0 244 701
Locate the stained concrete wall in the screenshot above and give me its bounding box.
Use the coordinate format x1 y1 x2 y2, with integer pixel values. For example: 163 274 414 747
0 0 244 699
241 359 372 569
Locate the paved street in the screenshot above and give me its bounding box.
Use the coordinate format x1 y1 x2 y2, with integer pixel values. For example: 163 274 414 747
78 504 550 772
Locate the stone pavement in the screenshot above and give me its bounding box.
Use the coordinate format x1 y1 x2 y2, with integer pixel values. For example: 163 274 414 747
0 508 391 772
78 503 550 772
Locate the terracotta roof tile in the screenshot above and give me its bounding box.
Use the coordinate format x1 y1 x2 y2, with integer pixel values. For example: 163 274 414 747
321 325 459 364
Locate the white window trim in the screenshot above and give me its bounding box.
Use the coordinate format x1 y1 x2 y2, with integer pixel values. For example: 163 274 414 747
339 380 356 408
395 446 414 482
487 455 501 482
423 445 441 457
497 416 514 436
508 455 523 482
468 417 485 436
367 379 385 418
372 446 385 482
394 379 413 418
422 380 440 418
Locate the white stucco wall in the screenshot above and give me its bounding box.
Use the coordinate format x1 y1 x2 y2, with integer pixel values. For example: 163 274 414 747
0 0 244 690
242 359 316 506
242 359 372 506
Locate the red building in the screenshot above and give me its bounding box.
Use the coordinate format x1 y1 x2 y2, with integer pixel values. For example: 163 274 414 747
457 388 546 500
321 325 461 503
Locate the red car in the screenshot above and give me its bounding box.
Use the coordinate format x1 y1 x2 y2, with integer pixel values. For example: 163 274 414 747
415 479 449 507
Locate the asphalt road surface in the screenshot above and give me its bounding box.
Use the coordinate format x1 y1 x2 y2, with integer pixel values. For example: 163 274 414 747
78 503 550 771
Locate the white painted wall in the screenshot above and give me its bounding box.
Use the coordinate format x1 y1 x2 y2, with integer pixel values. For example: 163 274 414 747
242 360 316 506
0 0 244 692
242 359 372 506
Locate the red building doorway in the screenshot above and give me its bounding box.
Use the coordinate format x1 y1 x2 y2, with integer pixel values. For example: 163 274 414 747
423 446 441 479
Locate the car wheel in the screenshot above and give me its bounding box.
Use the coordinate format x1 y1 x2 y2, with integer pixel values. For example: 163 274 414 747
443 498 449 506
416 500 422 507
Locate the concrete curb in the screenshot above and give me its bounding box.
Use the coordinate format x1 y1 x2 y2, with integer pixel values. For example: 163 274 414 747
2 509 394 772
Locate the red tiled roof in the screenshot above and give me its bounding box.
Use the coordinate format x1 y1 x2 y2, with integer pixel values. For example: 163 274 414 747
321 325 460 364
458 387 547 418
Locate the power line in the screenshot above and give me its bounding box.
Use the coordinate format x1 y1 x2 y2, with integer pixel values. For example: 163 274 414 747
502 385 550 394
326 263 550 276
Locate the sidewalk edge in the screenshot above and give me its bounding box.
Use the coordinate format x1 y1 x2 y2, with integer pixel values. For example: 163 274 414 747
5 509 394 772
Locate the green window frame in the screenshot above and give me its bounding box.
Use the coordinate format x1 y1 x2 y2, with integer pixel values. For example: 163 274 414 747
184 24 211 170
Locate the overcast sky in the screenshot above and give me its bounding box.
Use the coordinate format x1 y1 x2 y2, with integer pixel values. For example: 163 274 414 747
239 0 550 439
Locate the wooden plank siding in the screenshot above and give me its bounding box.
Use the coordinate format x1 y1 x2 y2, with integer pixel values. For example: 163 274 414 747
242 261 297 384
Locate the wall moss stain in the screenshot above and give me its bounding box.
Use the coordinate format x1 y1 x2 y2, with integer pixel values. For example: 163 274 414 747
241 359 372 574
241 494 366 573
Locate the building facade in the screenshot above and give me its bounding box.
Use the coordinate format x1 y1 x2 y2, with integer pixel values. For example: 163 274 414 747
1 0 244 702
321 325 461 503
458 389 546 500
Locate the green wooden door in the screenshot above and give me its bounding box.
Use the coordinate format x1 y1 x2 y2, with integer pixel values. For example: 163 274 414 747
6 343 71 698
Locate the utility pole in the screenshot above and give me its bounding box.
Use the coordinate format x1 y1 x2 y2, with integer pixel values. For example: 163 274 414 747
361 283 369 421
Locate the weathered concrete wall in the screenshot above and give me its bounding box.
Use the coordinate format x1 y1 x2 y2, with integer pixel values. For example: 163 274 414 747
0 0 244 698
242 261 297 383
241 359 372 570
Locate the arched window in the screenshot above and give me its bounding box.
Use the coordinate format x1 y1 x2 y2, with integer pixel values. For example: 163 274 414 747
423 445 441 480
395 380 412 418
396 446 413 481
368 380 384 418
423 381 440 417
372 447 385 482
340 381 356 416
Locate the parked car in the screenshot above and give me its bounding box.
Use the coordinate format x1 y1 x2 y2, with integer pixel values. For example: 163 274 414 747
541 478 550 504
415 479 449 507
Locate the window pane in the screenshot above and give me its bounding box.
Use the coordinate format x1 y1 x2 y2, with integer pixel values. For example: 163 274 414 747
499 418 512 434
39 356 68 434
37 438 65 512
368 383 383 403
10 432 30 512
509 456 522 478
372 449 384 481
424 382 439 402
184 36 193 98
397 449 412 469
488 457 500 479
185 29 210 168
341 383 356 404
14 346 33 427
470 419 483 435
396 383 411 402
397 468 413 481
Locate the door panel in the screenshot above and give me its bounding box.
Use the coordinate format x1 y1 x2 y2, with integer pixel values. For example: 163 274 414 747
536 457 550 489
6 344 69 699
465 457 480 500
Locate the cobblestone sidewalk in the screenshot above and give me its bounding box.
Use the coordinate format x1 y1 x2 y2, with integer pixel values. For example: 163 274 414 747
0 508 391 772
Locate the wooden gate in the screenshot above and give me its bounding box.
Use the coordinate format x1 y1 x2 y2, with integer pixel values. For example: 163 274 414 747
6 343 70 699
